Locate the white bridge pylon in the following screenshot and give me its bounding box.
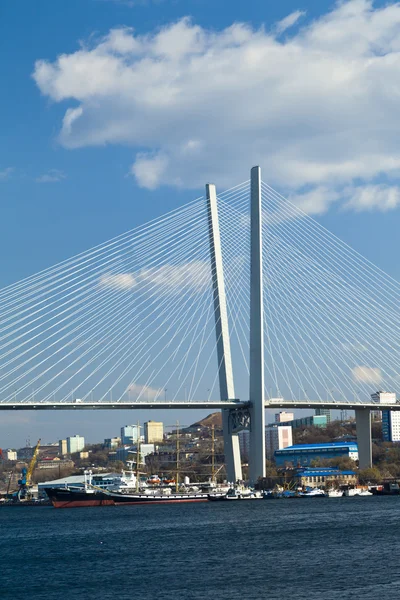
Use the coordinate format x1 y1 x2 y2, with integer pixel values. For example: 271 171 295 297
3 167 400 479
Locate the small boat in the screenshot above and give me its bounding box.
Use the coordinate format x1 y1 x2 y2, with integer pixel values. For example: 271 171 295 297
298 487 325 497
354 489 373 497
344 487 372 497
325 489 343 498
208 486 262 501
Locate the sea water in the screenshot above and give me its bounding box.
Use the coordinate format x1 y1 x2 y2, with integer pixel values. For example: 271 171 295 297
1 496 400 600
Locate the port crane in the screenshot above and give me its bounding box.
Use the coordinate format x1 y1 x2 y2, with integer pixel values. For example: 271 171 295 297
17 439 41 500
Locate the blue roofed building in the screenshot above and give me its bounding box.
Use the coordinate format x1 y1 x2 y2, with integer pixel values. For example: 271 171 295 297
294 468 357 489
274 441 358 467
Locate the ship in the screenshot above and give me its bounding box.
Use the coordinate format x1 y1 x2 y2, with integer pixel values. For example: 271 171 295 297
44 486 209 508
208 486 262 501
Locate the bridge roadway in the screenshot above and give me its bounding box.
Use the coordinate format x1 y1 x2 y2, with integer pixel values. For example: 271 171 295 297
0 399 399 410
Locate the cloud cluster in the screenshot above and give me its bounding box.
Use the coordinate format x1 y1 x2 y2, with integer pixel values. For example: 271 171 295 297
352 365 382 385
33 1 400 212
127 382 161 400
36 169 66 183
0 167 14 181
98 261 209 293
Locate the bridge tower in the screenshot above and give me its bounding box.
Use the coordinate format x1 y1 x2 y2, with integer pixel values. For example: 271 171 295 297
206 183 242 483
249 166 266 483
207 166 266 485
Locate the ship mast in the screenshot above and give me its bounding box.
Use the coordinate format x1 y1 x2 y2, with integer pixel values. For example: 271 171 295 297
175 420 180 493
211 424 215 484
135 421 140 493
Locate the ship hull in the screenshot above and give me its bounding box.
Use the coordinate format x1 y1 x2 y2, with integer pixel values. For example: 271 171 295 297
44 488 114 508
45 487 209 508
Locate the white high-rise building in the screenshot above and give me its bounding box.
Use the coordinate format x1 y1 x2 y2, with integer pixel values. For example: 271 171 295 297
66 435 85 454
275 411 294 423
371 392 397 427
382 411 400 442
371 391 396 404
3 449 17 461
265 425 292 461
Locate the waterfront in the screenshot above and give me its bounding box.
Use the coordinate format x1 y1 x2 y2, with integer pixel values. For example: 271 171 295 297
1 498 400 599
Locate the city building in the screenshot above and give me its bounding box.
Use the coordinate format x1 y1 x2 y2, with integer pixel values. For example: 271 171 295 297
276 415 327 429
37 458 74 470
17 446 35 460
66 435 85 454
265 425 292 461
275 441 358 467
59 439 68 456
371 391 397 404
315 408 331 424
382 411 400 442
238 430 250 459
115 443 155 464
294 468 357 489
144 421 164 444
104 437 121 449
275 411 294 423
372 391 397 427
2 449 17 461
121 425 140 445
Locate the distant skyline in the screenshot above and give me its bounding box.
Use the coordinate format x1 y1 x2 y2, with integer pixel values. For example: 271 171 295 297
1 0 400 445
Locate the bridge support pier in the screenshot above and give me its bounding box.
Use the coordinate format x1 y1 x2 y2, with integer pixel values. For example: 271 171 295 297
206 182 242 483
355 408 372 469
222 410 242 482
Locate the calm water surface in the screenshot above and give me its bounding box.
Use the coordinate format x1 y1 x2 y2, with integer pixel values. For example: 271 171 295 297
1 496 400 600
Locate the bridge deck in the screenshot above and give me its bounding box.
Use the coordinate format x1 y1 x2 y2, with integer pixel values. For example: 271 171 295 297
0 400 248 410
0 399 399 410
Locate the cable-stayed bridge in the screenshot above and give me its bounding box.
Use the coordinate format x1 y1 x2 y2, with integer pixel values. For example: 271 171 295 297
1 167 400 481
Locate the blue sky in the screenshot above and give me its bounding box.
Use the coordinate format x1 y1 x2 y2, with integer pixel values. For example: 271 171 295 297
1 0 400 446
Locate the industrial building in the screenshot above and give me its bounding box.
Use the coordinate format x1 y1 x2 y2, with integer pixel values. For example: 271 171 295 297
265 425 292 461
144 421 164 444
66 435 85 454
294 467 357 489
275 415 327 429
274 441 359 467
315 407 331 424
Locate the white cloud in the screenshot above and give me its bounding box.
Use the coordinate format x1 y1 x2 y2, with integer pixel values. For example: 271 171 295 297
99 261 209 293
344 184 400 212
131 152 169 189
99 273 136 290
33 1 400 213
275 10 306 34
288 186 341 216
352 365 382 384
36 169 66 183
0 167 14 181
138 261 209 292
127 382 161 400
